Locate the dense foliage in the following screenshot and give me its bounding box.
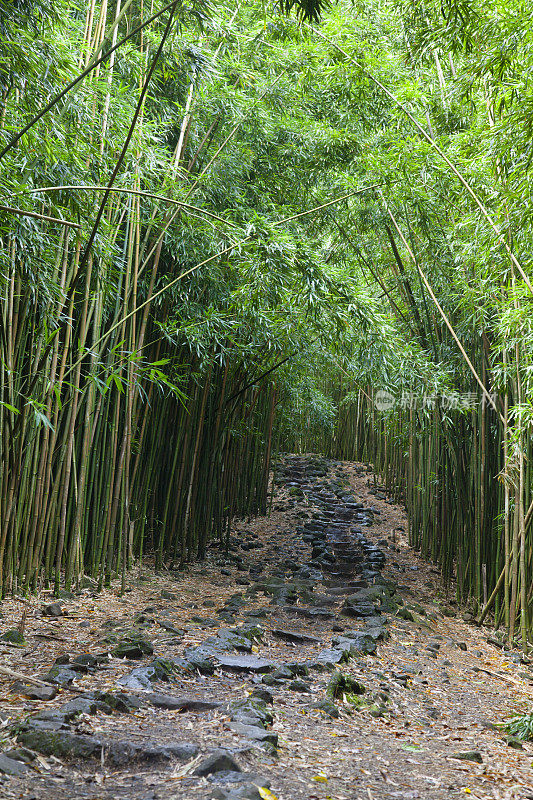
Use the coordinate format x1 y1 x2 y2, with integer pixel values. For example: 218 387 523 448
2 0 533 651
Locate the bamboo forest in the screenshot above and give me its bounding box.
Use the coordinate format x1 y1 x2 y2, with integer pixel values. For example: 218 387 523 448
2 0 533 796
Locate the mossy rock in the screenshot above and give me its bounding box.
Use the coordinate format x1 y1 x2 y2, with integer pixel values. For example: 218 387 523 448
288 487 304 497
111 637 153 659
345 693 368 709
0 629 27 647
17 726 102 760
326 671 365 701
230 698 273 726
396 607 414 622
309 699 339 718
146 657 177 681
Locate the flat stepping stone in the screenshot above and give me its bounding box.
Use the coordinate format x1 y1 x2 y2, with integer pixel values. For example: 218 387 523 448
145 692 221 711
283 606 334 620
11 681 57 701
215 655 275 673
309 648 349 669
0 753 29 775
18 723 198 765
271 629 321 644
228 722 278 746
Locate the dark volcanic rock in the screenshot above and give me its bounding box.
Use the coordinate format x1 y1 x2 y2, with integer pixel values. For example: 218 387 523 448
308 699 339 718
111 637 154 659
11 681 57 701
0 629 27 646
309 649 349 669
42 602 64 617
44 666 78 686
17 722 198 765
228 722 278 746
283 606 334 621
211 781 270 800
130 742 199 763
72 653 100 669
342 599 378 618
0 752 29 775
145 692 221 712
250 688 274 704
332 631 378 656
288 679 311 692
32 697 110 724
215 655 275 673
3 747 37 764
90 691 143 713
117 658 177 688
17 726 103 760
193 749 242 776
271 629 321 645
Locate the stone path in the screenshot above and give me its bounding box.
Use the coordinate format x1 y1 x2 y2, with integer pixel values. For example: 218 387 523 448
0 455 532 799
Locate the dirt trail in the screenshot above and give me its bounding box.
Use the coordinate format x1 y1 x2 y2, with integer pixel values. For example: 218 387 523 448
0 457 532 800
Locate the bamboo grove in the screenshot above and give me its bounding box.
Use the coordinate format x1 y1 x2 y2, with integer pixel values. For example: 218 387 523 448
275 0 533 648
0 0 339 594
4 0 533 650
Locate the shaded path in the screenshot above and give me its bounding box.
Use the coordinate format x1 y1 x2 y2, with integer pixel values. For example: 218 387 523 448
0 456 532 799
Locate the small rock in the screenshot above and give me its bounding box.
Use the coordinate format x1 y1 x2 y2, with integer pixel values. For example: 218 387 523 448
210 774 271 800
0 753 29 775
308 699 339 718
449 751 483 763
92 691 143 713
228 723 278 746
11 682 57 701
309 649 348 669
44 666 78 686
73 653 99 668
332 632 378 655
52 697 105 721
193 749 242 776
117 658 176 688
43 603 64 617
3 747 37 764
0 629 27 646
229 699 273 728
288 679 311 692
250 688 274 705
396 607 414 621
111 638 153 659
506 736 524 750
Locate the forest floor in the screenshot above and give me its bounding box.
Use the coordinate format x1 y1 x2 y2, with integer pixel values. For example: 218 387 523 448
0 457 532 800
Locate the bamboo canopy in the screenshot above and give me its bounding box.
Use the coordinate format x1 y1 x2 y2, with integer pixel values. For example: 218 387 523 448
1 0 533 652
